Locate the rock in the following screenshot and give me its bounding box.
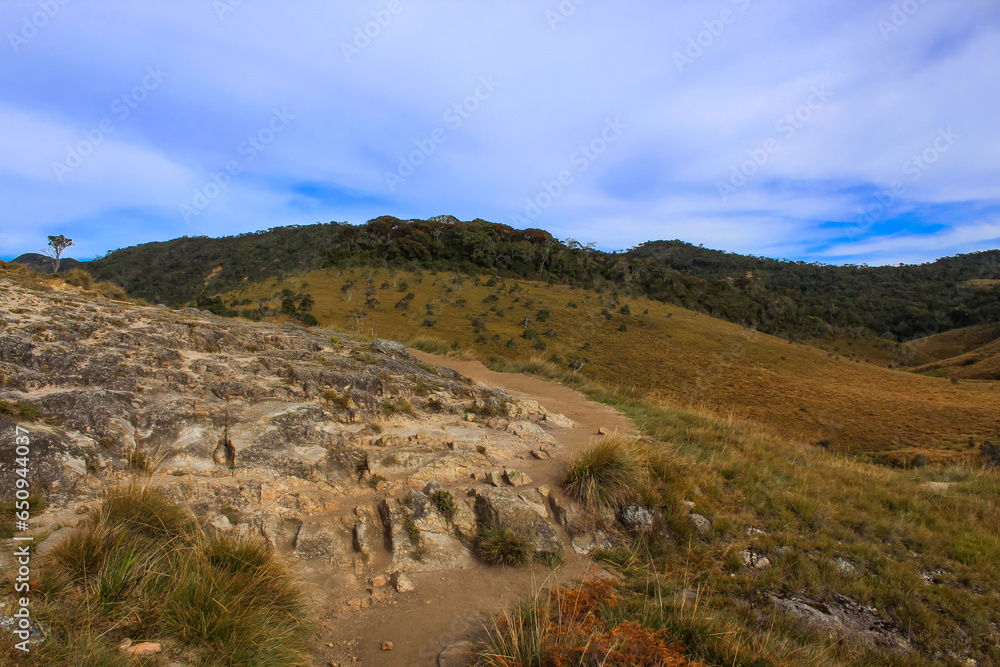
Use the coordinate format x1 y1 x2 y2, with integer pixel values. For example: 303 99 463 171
475 488 562 558
0 615 50 646
690 513 712 535
393 572 415 593
529 449 551 460
34 526 81 558
371 339 411 358
542 413 574 429
381 641 394 651
739 549 770 570
503 469 531 487
371 575 387 587
506 420 549 440
125 642 162 657
616 505 653 532
771 594 911 652
438 640 477 666
746 527 767 538
597 427 609 435
486 471 504 487
834 557 857 575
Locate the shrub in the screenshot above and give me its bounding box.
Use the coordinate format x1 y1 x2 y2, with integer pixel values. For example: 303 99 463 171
563 437 650 510
478 524 533 566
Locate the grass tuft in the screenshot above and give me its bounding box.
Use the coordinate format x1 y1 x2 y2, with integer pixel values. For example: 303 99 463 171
563 435 650 510
3 484 314 665
477 524 534 566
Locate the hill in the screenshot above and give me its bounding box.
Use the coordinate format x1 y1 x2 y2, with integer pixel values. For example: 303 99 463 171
2 260 999 666
10 252 84 273
215 266 1000 465
910 324 1000 380
627 240 1000 341
84 217 1000 343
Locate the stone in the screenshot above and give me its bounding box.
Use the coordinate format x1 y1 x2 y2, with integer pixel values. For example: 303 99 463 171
393 572 415 593
381 641 394 651
371 339 411 358
486 471 504 487
475 488 563 558
834 557 857 575
542 412 574 429
438 640 477 666
616 505 653 532
506 420 549 440
746 527 767 538
529 449 551 460
739 549 770 570
690 513 712 535
125 642 162 657
503 469 531 487
597 427 609 435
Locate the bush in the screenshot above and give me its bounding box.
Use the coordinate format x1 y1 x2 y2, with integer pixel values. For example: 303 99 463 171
563 437 650 510
478 524 533 566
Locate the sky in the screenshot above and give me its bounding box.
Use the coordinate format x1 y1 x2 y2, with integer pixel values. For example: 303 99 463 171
1 1 999 265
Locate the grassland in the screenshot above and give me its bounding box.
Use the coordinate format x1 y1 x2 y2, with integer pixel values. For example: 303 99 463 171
475 362 1000 667
219 267 1000 464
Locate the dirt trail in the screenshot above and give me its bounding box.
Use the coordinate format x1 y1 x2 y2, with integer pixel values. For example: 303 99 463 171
317 351 634 666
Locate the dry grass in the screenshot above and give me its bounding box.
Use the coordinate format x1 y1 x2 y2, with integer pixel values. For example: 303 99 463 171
563 436 650 510
217 267 1000 458
477 578 705 667
0 485 314 665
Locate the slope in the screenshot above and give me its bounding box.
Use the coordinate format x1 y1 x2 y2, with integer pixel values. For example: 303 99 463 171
216 266 1000 465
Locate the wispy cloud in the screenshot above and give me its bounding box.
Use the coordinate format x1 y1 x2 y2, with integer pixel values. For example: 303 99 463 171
1 0 998 265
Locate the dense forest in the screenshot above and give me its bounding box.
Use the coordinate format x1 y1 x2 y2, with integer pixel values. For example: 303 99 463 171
81 217 1000 342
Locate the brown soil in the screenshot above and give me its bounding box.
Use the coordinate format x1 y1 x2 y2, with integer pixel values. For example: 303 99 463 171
312 350 633 666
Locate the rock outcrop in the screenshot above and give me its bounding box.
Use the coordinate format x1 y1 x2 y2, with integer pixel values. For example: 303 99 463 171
0 274 573 597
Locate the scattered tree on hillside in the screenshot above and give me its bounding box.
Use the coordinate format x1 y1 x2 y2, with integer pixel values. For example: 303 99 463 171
44 234 74 273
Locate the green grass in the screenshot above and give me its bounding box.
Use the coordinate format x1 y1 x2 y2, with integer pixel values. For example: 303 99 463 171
0 485 314 665
477 524 534 567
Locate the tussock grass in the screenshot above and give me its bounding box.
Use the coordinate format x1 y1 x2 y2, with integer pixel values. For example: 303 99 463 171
0 485 314 665
563 436 650 510
477 524 534 567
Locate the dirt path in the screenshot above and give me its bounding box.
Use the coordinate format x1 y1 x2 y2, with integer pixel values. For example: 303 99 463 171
316 351 634 666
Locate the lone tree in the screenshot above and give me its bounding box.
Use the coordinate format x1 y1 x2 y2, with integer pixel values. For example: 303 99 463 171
43 235 74 273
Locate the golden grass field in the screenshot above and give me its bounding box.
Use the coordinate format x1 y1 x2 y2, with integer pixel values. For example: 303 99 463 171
219 267 1000 465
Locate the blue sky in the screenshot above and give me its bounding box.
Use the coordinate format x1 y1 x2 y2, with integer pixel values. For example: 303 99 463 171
1 1 998 265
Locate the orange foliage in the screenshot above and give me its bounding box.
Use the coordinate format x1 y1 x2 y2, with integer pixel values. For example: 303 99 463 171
501 579 704 667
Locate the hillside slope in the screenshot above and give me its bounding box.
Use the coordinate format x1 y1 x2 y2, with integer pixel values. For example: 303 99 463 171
911 324 1000 380
217 267 1000 464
